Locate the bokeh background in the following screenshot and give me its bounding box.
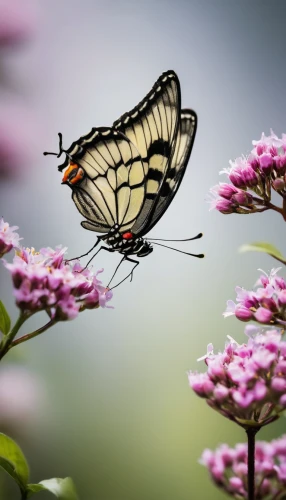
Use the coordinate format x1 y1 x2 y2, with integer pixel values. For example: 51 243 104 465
0 0 286 498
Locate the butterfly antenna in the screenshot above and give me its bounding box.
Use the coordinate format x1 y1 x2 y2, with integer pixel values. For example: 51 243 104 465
43 133 65 158
151 241 204 258
146 232 203 242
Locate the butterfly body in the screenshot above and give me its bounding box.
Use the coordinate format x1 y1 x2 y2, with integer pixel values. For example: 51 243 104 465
103 227 153 258
44 70 203 285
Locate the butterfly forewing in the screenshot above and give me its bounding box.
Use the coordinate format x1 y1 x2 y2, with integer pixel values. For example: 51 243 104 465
113 71 181 235
70 129 146 233
140 109 197 235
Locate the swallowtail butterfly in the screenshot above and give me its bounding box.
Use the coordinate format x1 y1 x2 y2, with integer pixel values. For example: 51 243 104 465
44 71 203 286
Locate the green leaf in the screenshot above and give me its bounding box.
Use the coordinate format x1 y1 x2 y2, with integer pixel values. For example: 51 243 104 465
0 433 29 492
27 477 78 499
239 242 286 264
26 484 45 496
0 301 11 335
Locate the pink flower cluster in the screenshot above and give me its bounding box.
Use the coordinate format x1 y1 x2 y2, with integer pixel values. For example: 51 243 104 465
4 246 112 320
224 268 286 326
0 0 37 46
0 1 40 180
210 131 286 215
0 218 21 257
201 435 286 499
188 328 286 427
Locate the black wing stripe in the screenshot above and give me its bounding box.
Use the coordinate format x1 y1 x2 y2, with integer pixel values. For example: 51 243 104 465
81 220 109 233
86 149 107 175
81 153 105 177
91 180 116 225
138 110 197 236
72 189 110 227
93 144 112 171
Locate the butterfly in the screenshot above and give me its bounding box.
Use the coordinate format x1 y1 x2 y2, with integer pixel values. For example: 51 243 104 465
44 70 203 287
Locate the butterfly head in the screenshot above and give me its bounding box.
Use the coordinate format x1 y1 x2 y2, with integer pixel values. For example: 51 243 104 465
61 162 85 186
43 132 85 186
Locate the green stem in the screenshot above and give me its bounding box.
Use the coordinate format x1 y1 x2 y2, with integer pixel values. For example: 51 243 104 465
0 313 29 361
11 319 57 348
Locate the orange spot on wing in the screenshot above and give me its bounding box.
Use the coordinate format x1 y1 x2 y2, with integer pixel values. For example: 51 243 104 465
62 162 84 185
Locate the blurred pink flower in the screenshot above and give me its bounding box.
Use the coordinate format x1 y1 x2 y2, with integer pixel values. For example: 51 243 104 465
201 435 286 498
0 104 39 178
0 365 45 427
0 217 21 257
0 0 37 46
188 328 286 428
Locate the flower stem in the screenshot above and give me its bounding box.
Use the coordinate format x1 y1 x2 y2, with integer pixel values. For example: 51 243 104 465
0 313 28 361
11 319 57 348
246 427 260 500
282 196 286 222
264 200 285 218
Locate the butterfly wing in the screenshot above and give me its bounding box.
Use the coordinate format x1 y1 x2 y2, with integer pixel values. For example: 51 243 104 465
138 109 197 236
113 70 181 235
58 71 196 240
62 128 147 234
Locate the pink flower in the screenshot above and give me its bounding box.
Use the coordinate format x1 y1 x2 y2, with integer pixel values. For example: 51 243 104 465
224 268 286 326
3 246 112 320
189 328 286 427
209 131 286 217
0 0 37 46
201 435 286 498
0 104 40 179
0 365 45 429
0 218 21 257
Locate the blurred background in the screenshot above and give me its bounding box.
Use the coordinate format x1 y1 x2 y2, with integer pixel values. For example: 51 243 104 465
0 0 286 498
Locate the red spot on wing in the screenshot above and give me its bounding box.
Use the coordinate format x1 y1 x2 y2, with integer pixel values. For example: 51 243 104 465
122 232 133 240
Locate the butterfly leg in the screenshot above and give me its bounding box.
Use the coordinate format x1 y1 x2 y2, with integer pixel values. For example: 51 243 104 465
109 256 139 289
85 245 113 268
126 256 140 283
66 236 104 262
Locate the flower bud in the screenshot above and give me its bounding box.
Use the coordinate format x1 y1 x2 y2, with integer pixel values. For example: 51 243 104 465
259 153 273 176
274 154 286 175
217 183 238 199
215 198 235 214
232 190 253 206
242 165 258 187
229 168 246 188
234 305 253 321
254 307 273 324
272 178 285 191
